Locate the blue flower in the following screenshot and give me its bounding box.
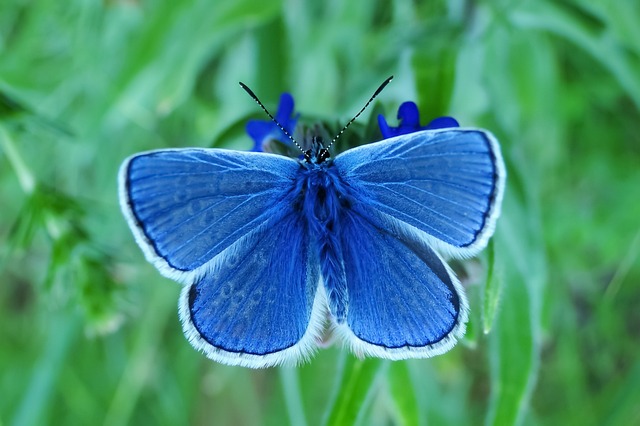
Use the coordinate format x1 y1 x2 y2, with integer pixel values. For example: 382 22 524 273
377 101 459 139
246 93 299 152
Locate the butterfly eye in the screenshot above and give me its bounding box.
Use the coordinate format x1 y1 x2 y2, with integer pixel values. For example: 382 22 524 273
319 149 331 162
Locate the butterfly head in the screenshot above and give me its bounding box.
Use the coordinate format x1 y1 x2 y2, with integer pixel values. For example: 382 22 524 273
240 76 393 165
303 136 331 164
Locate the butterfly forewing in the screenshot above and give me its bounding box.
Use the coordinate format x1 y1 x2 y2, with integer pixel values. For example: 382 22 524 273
333 128 505 257
119 148 301 282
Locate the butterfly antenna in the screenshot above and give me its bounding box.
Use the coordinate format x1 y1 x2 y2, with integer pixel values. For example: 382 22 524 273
239 82 305 153
325 75 394 151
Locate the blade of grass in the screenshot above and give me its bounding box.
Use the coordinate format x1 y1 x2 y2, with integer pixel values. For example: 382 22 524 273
599 360 640 425
486 181 545 426
12 313 81 426
103 284 176 426
0 124 35 194
279 367 307 426
482 240 502 334
510 1 640 109
387 361 420 426
322 355 386 426
603 230 640 303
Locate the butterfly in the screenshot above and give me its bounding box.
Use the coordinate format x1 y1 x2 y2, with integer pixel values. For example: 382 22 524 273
118 77 506 368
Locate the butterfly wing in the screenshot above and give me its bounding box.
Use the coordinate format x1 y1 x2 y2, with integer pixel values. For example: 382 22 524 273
119 148 301 282
333 128 505 257
334 209 467 358
180 210 324 367
329 128 504 357
120 148 324 367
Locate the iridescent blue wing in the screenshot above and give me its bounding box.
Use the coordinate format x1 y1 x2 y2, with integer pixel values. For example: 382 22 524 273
333 128 505 257
334 209 467 358
179 211 324 368
329 128 504 357
119 148 300 282
119 148 324 367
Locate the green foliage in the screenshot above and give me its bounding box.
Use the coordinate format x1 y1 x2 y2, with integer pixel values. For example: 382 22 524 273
1 0 639 425
323 356 386 426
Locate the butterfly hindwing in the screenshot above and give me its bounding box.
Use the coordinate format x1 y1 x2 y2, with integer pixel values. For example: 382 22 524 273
333 128 505 257
179 210 324 368
119 148 300 282
334 206 467 358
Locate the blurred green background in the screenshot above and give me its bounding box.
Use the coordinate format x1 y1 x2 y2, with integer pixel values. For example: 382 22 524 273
1 0 639 425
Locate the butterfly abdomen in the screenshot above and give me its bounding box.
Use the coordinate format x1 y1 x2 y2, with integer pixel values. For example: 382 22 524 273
297 165 353 322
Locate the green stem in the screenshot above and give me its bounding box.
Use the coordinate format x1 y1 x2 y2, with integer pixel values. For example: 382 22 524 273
279 367 308 426
0 124 36 194
323 355 387 426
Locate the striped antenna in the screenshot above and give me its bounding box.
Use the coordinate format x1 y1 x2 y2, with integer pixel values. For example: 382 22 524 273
325 75 394 151
239 82 305 153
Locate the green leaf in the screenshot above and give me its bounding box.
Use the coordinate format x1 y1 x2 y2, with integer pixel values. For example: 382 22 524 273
486 181 545 425
323 355 386 426
482 240 502 334
11 313 81 426
388 362 420 426
509 1 640 109
279 367 308 426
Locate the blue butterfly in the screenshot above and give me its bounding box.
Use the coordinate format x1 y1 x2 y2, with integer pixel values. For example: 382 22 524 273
118 77 505 368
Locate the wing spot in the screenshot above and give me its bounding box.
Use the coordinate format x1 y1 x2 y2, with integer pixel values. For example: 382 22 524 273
220 284 232 297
